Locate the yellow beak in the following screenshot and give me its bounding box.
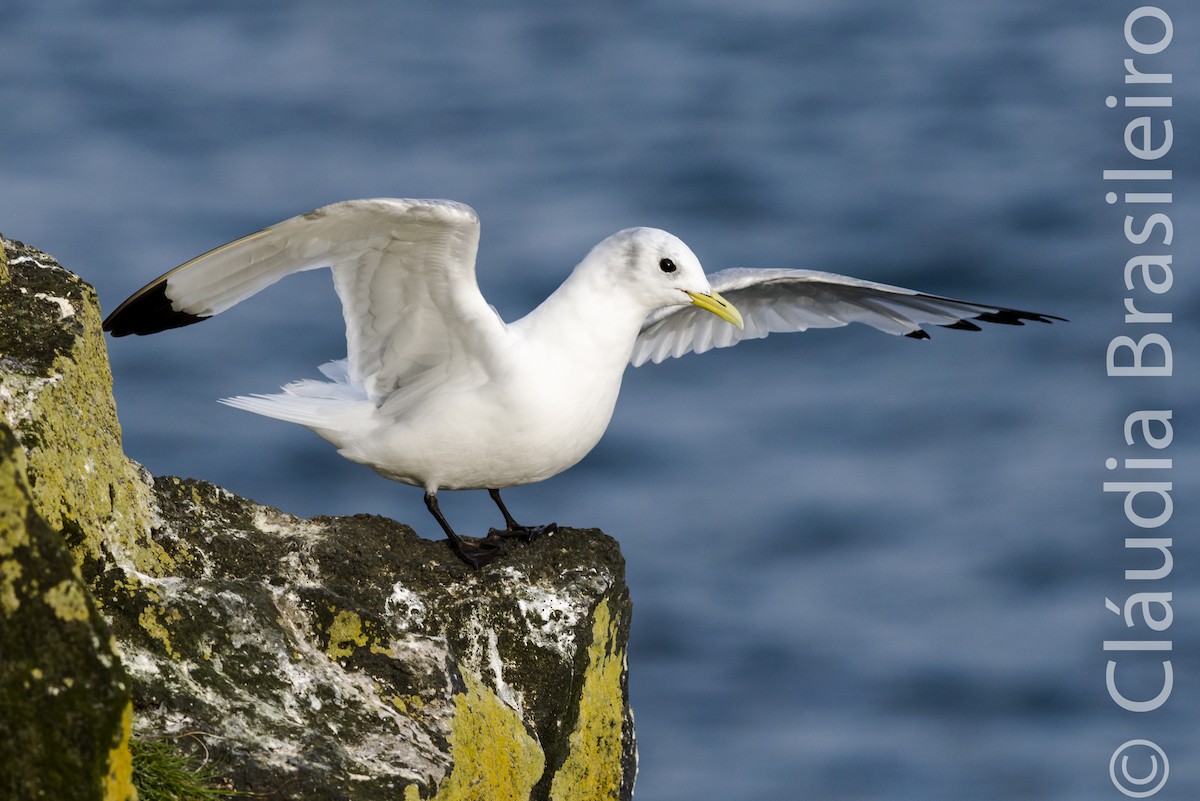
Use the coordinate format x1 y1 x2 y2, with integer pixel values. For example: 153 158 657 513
686 289 744 330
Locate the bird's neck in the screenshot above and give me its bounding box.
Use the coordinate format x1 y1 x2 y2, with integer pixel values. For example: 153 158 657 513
517 264 649 371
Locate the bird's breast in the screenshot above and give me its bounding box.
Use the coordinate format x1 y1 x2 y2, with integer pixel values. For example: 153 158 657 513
350 347 627 491
495 354 625 475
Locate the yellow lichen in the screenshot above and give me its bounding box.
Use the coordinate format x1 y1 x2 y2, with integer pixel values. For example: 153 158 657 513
549 599 626 801
103 700 136 801
1 559 21 615
1 274 164 589
403 784 422 801
389 693 427 715
326 609 369 660
325 608 393 660
0 440 29 558
139 604 182 658
435 671 545 801
43 577 90 622
0 444 28 615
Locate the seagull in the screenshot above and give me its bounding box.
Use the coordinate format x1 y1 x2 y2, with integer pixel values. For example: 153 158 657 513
103 198 1062 567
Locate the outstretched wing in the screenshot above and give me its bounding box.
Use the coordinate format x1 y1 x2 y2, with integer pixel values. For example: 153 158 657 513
631 267 1064 366
103 198 506 402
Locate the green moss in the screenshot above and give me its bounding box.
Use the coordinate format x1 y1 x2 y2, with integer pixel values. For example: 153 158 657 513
434 671 545 801
549 600 626 801
131 736 243 801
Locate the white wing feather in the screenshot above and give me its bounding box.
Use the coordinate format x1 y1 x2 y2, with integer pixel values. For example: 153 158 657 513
631 267 1061 366
106 199 505 404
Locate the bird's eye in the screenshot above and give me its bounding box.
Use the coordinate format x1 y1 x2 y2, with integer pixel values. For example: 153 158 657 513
659 258 677 273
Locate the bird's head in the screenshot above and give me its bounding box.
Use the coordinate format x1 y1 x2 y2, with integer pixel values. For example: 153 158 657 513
592 227 744 329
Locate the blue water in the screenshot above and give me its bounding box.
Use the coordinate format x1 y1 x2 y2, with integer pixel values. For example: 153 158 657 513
4 2 1199 798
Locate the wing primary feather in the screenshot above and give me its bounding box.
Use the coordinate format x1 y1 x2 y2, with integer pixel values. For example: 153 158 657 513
103 280 209 337
632 267 1063 365
850 296 924 335
971 308 1063 326
940 319 983 332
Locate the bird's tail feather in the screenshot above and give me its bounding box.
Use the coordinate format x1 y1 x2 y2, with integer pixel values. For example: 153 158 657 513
220 371 376 437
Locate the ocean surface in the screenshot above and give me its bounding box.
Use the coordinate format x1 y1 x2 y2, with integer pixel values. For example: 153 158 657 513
4 2 1199 798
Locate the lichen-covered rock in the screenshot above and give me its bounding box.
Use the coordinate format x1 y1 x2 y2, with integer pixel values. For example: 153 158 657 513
0 235 637 800
115 478 634 800
0 238 160 588
0 424 135 801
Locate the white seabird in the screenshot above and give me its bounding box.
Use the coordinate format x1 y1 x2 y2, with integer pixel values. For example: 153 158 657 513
103 198 1062 566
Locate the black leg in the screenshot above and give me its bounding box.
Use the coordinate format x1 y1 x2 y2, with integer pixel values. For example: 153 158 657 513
424 491 504 569
487 488 557 541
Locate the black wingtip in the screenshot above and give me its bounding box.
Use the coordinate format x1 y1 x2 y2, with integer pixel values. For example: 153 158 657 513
908 305 1066 340
103 281 209 337
973 309 1066 326
940 319 983 332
